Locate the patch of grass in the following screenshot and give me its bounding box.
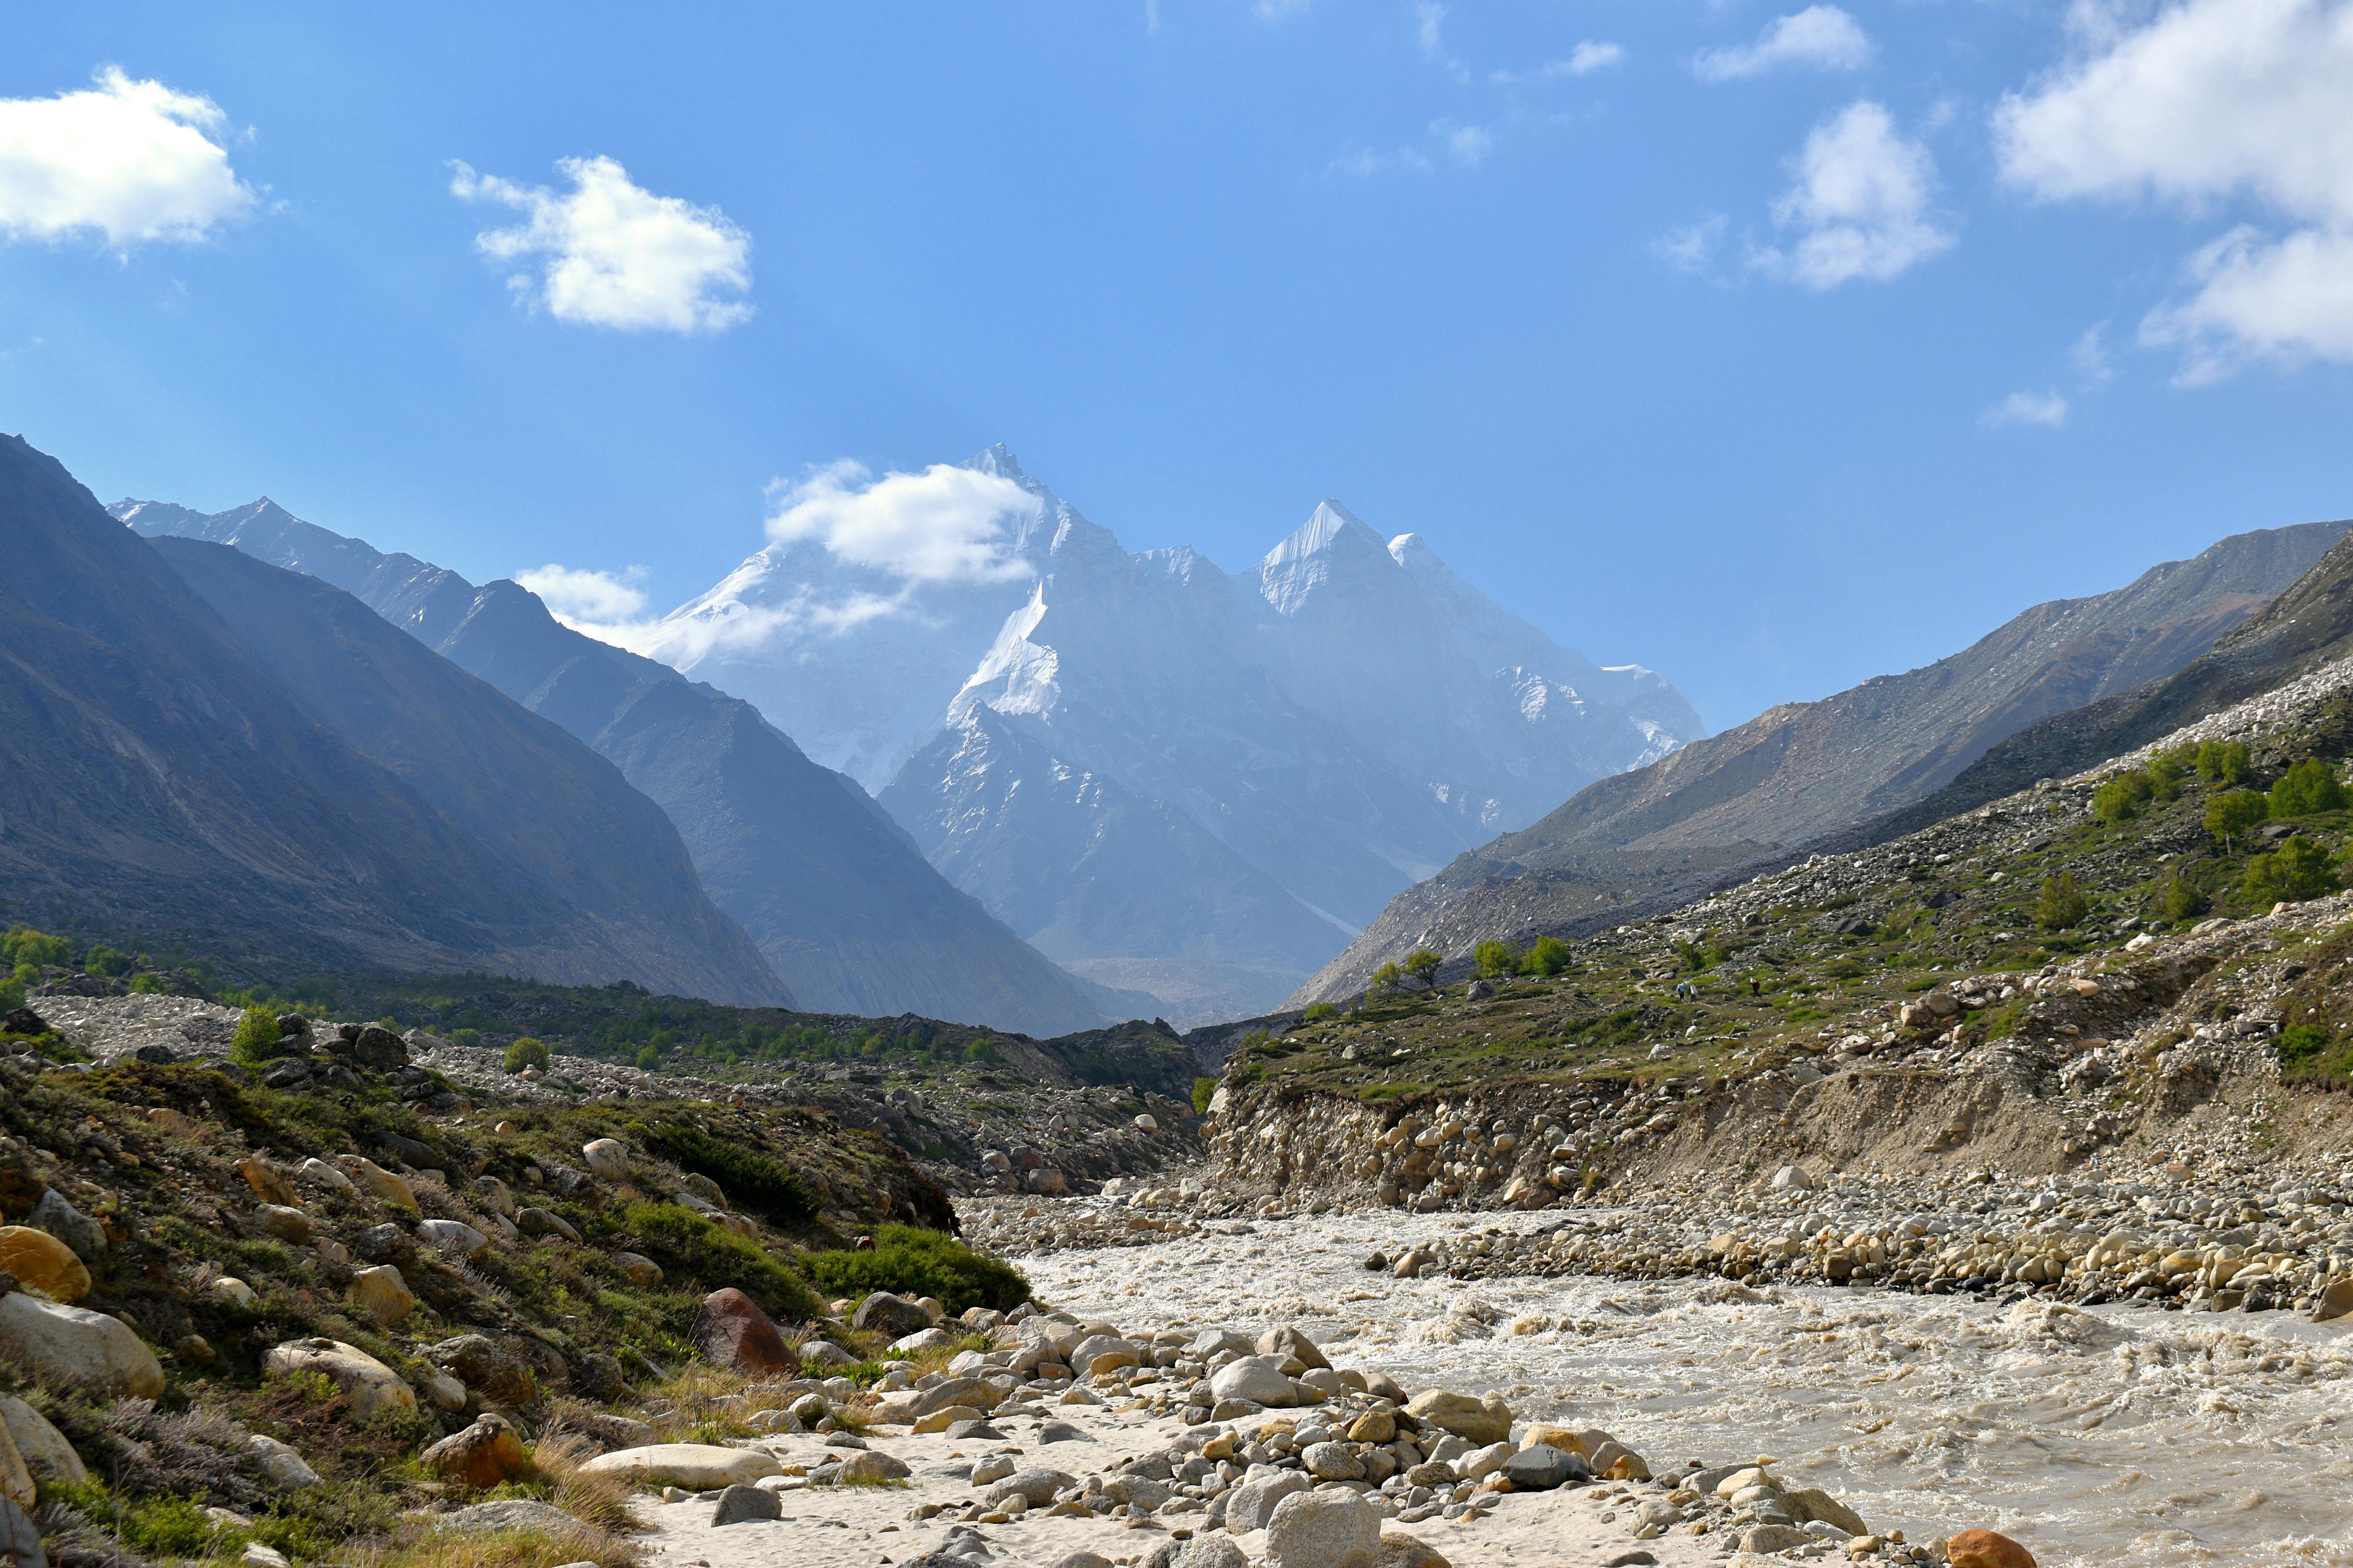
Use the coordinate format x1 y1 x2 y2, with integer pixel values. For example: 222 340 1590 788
639 1120 815 1224
799 1224 1031 1315
611 1200 822 1322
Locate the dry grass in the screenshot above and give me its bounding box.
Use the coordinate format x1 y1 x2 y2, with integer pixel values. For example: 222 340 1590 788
526 1429 639 1538
354 1520 641 1568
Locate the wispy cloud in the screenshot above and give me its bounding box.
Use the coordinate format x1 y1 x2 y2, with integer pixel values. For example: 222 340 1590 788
1653 214 1729 276
1330 117 1494 178
450 155 752 333
1494 42 1627 84
0 67 255 249
516 563 651 622
1984 389 2069 428
1694 5 1873 82
1414 1 1472 84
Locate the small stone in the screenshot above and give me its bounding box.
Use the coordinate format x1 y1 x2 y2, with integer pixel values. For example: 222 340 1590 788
699 1287 794 1374
613 1250 664 1287
852 1291 933 1339
298 1158 355 1195
1404 1389 1512 1445
263 1337 416 1420
349 1265 416 1325
986 1467 1075 1509
1224 1469 1310 1532
0 1226 91 1303
26 1192 105 1262
1741 1524 1813 1553
835 1449 911 1483
515 1207 581 1243
244 1543 291 1568
581 1139 628 1180
1499 1444 1587 1491
417 1220 488 1260
423 1414 528 1489
1264 1487 1380 1568
238 1156 301 1207
0 1293 163 1397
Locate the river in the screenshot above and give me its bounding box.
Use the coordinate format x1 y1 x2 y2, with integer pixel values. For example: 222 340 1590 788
1012 1205 2353 1567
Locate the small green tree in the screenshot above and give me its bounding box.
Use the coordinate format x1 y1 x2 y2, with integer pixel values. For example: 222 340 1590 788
635 1044 661 1070
1474 940 1522 979
2162 875 2207 923
2243 837 2338 905
963 1037 998 1063
503 1036 551 1073
2196 739 2252 785
1368 962 1403 998
2268 756 2348 818
451 1027 482 1049
2205 789 2269 848
1404 949 1444 991
2147 750 2189 800
2092 771 2153 825
81 945 132 978
1302 1001 1339 1022
1523 935 1571 976
1192 1076 1216 1115
229 1005 287 1064
2034 872 2088 932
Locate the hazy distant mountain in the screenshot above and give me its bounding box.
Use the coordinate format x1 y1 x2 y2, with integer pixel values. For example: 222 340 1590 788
1298 515 2352 1002
641 448 1703 1019
120 496 1131 1036
0 433 774 997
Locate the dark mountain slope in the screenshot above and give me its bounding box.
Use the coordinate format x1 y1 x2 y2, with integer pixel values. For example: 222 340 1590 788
121 499 1131 1035
0 435 684 986
1297 516 2351 1001
148 538 785 1006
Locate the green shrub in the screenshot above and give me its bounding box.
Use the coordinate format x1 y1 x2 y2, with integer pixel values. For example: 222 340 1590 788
1403 950 1443 990
127 973 165 995
1474 940 1521 979
801 1225 1031 1315
1191 1076 1215 1115
963 1038 997 1063
1301 1001 1338 1022
451 1027 482 1049
2148 749 2189 799
2243 837 2338 905
1522 935 1571 976
615 1201 821 1320
2278 1022 2331 1069
2205 789 2269 846
0 975 19 1013
1 926 72 971
229 1005 288 1064
2162 876 2208 923
635 1045 661 1070
2093 771 2152 824
1368 962 1402 999
646 1120 814 1222
504 1037 551 1073
81 944 132 978
2269 757 2349 818
2196 739 2252 785
2034 872 2088 932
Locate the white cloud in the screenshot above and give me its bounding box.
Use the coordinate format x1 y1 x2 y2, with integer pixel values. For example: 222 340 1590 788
1752 101 1953 288
1494 42 1625 84
2071 322 2114 385
516 563 651 622
764 459 1043 585
1984 389 2069 427
1329 119 1492 178
1994 0 2353 378
450 155 752 333
1694 6 1873 82
1252 0 1312 18
1653 213 1728 275
0 67 254 248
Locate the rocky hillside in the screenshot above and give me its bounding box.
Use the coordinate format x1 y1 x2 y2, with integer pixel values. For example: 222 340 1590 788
0 435 769 998
0 999 1029 1568
1299 517 2351 1003
119 497 1134 1037
1195 646 2353 1236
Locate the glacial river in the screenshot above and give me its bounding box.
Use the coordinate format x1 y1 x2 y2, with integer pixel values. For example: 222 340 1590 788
1012 1206 2353 1567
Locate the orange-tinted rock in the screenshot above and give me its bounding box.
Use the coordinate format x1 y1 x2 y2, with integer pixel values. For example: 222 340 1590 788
421 1414 526 1489
1947 1529 2037 1568
0 1226 91 1303
699 1287 792 1374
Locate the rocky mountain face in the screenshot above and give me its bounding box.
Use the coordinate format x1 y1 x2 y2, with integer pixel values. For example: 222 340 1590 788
120 496 1128 1036
0 435 766 997
642 448 1702 1020
1298 516 2351 1001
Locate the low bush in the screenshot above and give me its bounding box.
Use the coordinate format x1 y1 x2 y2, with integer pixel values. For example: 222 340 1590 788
612 1201 821 1320
231 1004 290 1064
1474 940 1521 979
644 1120 814 1223
1522 935 1572 976
800 1225 1031 1315
2269 756 2349 818
502 1037 551 1074
1301 1002 1339 1022
2242 836 2338 905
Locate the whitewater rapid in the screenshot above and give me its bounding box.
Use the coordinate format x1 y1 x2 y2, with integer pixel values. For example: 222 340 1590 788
1011 1207 2353 1567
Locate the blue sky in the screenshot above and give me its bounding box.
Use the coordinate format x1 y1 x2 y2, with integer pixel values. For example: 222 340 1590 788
6 2 2353 731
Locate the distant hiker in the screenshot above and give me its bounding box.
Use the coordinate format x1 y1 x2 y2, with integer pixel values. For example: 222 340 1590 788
1749 976 1762 997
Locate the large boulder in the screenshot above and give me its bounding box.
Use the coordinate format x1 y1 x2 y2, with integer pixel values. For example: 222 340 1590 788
1256 1325 1329 1370
581 1140 628 1182
246 1434 319 1492
912 1376 1001 1417
349 1265 416 1325
613 1252 664 1287
711 1483 780 1525
985 1467 1075 1508
0 1293 162 1398
699 1287 793 1374
422 1414 528 1489
1404 1389 1512 1444
1208 1354 1298 1407
515 1208 581 1244
852 1292 933 1340
579 1444 781 1489
428 1335 536 1407
349 1025 408 1072
0 1396 84 1484
0 1228 89 1303
1222 1468 1309 1532
1946 1529 2037 1568
1499 1444 1586 1491
26 1193 104 1262
263 1338 416 1420
1264 1489 1380 1568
